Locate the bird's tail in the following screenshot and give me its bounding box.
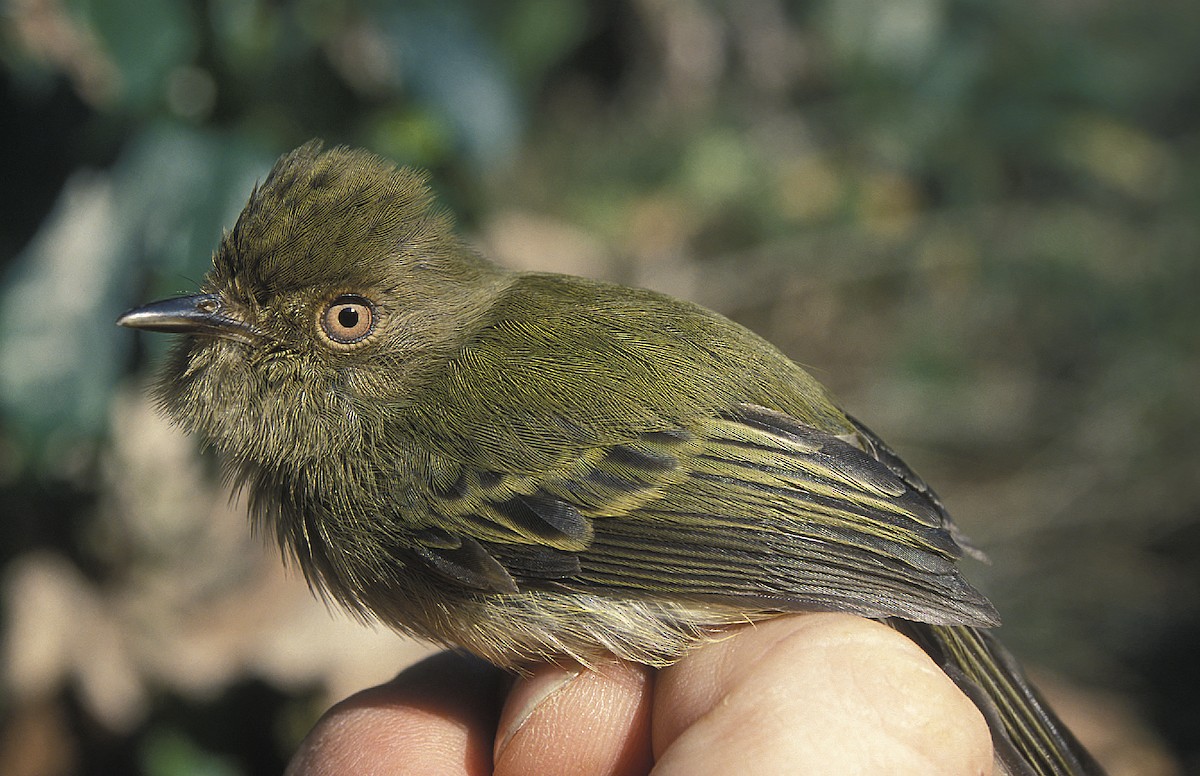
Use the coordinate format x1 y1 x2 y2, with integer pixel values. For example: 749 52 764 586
892 621 1105 776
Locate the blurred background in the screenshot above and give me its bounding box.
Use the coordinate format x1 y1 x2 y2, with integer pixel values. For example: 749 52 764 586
1 1 1198 774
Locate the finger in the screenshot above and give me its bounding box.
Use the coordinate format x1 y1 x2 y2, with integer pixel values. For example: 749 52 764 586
286 651 507 776
652 613 994 776
493 661 654 776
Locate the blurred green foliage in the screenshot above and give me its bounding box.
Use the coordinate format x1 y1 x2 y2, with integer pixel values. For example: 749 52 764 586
1 1 1197 773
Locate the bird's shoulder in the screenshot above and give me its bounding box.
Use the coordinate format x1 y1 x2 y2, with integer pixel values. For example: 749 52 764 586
400 271 852 469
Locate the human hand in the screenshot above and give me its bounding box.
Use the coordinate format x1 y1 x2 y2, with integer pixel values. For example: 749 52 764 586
285 613 993 775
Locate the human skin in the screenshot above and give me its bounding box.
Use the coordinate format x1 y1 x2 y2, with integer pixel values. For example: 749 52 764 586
285 612 994 776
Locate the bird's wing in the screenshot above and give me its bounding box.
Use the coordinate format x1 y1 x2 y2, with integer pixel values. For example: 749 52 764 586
401 402 999 628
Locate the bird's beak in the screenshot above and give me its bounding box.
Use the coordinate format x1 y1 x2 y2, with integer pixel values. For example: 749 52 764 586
117 294 259 343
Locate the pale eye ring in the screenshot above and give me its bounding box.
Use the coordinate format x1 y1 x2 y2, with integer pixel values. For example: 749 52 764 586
320 294 376 345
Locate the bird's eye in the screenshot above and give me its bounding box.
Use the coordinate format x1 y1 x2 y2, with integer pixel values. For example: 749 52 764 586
319 295 376 345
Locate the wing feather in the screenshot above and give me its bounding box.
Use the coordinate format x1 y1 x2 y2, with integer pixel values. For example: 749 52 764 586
403 402 999 627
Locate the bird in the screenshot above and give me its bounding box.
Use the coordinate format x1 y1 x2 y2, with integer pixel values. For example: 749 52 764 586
118 140 1104 775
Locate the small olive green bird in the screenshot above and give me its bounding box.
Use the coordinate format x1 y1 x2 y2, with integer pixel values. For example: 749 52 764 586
119 141 1102 775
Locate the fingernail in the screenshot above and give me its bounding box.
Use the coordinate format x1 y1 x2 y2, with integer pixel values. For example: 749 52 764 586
495 665 582 762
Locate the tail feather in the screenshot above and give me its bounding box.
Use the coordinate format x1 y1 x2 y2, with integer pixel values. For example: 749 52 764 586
891 621 1105 776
